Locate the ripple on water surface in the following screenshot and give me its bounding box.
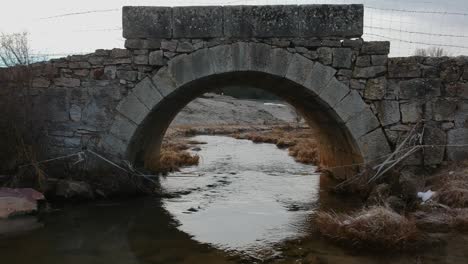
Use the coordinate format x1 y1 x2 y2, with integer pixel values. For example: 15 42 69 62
161 135 321 256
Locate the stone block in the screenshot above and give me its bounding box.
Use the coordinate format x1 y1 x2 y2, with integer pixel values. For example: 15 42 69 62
132 77 163 110
364 77 387 100
116 70 138 82
346 107 380 139
32 77 50 88
69 62 91 69
109 114 138 142
224 5 300 38
317 47 332 65
265 48 293 77
334 89 367 123
232 42 253 72
54 77 80 87
248 43 272 73
299 4 363 38
208 45 235 74
357 128 391 162
423 125 446 165
304 62 337 95
361 41 390 55
371 55 388 66
123 6 172 39
401 102 422 123
432 98 457 121
110 49 131 59
101 133 127 156
399 78 441 100
161 40 178 52
285 53 315 86
133 55 148 65
319 78 350 109
149 50 165 66
447 128 468 161
173 6 223 38
125 39 161 50
353 66 386 78
332 48 352 68
176 42 194 53
116 93 149 124
374 100 400 126
388 58 421 78
152 67 177 97
463 68 468 80
342 39 363 49
191 48 216 80
356 56 370 67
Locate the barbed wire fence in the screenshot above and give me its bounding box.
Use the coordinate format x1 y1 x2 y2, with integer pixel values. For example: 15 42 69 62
2 0 468 65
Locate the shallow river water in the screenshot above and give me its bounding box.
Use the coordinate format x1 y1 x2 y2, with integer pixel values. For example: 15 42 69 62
1 136 468 263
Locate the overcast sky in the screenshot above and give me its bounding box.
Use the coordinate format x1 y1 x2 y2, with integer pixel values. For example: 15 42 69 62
1 0 467 57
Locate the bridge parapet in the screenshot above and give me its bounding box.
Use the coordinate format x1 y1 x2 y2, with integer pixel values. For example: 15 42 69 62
122 5 364 40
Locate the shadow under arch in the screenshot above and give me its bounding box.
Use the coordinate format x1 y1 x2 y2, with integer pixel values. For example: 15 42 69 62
105 42 391 179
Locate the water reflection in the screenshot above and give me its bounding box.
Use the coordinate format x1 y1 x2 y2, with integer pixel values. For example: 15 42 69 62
161 136 321 256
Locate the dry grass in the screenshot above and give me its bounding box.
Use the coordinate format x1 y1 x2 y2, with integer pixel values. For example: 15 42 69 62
316 206 423 251
234 128 319 165
146 139 200 173
426 164 468 208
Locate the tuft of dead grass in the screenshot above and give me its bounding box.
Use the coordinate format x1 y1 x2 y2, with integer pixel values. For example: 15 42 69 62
427 166 468 208
234 128 319 165
316 206 423 251
146 139 200 173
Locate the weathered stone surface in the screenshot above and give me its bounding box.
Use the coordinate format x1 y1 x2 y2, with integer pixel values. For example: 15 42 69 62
265 48 293 77
304 62 337 95
149 50 164 66
116 93 149 124
110 49 131 58
319 78 349 109
176 42 194 53
400 102 423 123
332 48 352 68
123 6 172 39
357 128 391 161
117 70 138 82
342 38 363 49
371 55 388 66
388 58 421 78
173 6 223 38
161 40 178 52
54 77 80 87
208 45 235 74
317 47 332 65
168 54 195 87
346 107 380 139
125 39 161 50
334 90 367 122
132 77 163 109
399 79 441 100
446 82 468 99
152 67 177 97
364 77 387 100
423 125 446 165
432 98 457 121
32 77 50 88
285 53 315 86
361 41 390 55
109 114 137 142
374 100 400 126
133 55 148 65
447 128 468 160
353 66 386 78
299 4 363 37
356 56 370 67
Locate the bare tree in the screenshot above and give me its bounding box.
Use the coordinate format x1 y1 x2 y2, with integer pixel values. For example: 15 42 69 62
414 47 449 57
0 32 31 67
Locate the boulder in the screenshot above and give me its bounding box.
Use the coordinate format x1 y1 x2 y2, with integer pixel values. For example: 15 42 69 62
56 180 94 200
0 188 45 219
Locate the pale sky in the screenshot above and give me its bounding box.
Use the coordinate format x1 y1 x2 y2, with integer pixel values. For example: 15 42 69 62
1 0 467 58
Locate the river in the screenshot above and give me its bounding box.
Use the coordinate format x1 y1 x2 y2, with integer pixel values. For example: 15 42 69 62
1 135 467 263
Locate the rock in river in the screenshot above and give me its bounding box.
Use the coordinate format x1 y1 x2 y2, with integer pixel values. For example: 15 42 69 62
0 188 45 219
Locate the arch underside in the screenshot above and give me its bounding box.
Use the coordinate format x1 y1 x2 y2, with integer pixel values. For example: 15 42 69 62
103 42 391 179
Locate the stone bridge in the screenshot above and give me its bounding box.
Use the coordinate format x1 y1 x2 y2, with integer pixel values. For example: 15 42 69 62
1 5 467 178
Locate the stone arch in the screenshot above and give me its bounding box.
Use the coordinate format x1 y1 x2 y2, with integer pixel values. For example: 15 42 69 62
103 42 391 178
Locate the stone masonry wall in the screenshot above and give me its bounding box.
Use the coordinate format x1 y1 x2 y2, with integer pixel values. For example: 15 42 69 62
0 5 467 176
